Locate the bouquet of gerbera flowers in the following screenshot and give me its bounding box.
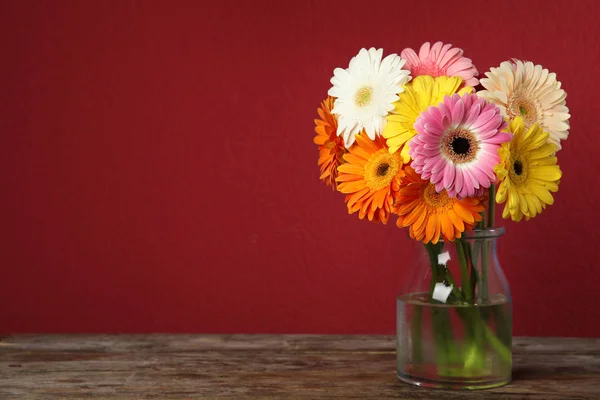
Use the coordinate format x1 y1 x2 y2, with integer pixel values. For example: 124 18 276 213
313 42 570 389
315 43 568 233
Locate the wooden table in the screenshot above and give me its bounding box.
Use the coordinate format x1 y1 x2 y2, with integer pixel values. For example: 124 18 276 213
1 335 599 399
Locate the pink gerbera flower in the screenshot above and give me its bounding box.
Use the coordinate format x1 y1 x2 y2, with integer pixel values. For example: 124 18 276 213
401 42 479 87
410 93 511 198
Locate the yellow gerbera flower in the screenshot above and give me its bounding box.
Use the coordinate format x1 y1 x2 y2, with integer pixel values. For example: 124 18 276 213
336 134 404 224
383 75 472 162
495 117 562 222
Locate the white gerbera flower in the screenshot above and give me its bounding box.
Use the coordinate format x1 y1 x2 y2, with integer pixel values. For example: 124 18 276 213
478 60 570 150
328 48 411 148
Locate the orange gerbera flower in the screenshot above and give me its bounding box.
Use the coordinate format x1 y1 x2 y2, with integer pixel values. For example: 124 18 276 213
314 97 345 189
336 134 404 224
394 167 484 243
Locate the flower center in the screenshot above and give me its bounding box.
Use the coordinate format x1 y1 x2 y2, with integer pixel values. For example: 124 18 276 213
376 163 390 177
509 156 528 185
355 86 373 107
365 150 400 191
507 93 540 128
452 137 470 155
441 128 479 164
423 183 452 209
513 160 523 175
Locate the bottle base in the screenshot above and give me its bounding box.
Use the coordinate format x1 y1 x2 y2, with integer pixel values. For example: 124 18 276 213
397 370 511 390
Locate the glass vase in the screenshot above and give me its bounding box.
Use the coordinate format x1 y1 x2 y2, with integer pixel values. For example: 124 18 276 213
396 228 512 390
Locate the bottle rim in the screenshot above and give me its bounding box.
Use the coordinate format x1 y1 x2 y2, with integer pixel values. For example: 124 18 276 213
463 227 505 239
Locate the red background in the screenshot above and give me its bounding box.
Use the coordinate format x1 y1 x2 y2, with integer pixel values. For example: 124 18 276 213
1 0 599 336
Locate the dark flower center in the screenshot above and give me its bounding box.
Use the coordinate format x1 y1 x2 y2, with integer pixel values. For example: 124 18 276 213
442 128 478 164
377 163 390 177
451 137 471 155
513 160 524 176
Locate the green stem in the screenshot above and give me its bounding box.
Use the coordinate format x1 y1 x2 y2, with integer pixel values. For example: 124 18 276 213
456 239 472 303
483 323 512 365
425 242 464 303
480 184 496 304
466 240 479 301
462 308 486 371
432 308 449 373
424 242 455 375
441 268 465 302
454 306 512 370
493 304 513 366
488 185 496 229
471 240 481 301
438 308 461 367
410 304 423 364
424 243 446 373
424 243 439 299
481 240 490 302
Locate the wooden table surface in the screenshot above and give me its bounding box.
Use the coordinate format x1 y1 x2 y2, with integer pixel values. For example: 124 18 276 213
1 335 599 399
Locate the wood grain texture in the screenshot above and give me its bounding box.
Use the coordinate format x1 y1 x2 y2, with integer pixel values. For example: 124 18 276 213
1 335 599 399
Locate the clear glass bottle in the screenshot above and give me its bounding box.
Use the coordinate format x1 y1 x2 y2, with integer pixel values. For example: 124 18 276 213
396 228 512 390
